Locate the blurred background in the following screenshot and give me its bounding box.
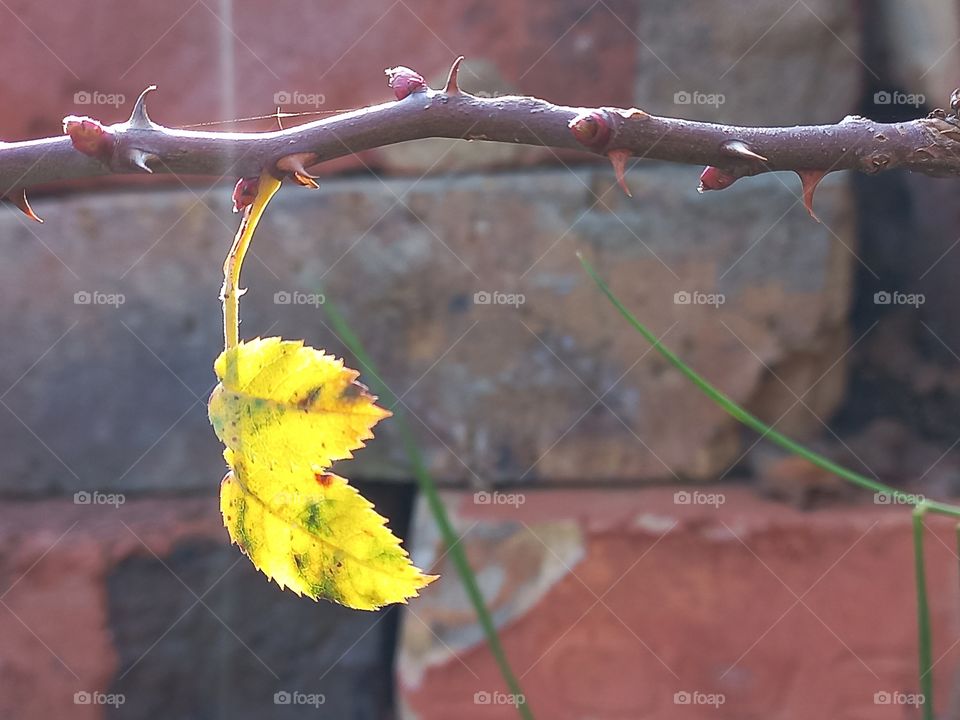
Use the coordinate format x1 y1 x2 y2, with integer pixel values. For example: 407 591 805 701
2 0 960 717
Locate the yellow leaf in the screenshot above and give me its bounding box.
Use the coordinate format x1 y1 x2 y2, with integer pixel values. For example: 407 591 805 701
209 337 436 609
209 337 391 473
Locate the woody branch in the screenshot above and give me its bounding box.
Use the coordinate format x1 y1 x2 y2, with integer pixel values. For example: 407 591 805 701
4 57 960 223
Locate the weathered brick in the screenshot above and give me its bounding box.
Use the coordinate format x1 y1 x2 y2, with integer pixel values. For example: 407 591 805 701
632 0 862 125
0 491 407 719
0 166 854 493
2 0 638 172
399 487 959 719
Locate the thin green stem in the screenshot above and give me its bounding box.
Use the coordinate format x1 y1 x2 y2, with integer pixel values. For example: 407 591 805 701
577 252 960 520
579 253 958 716
913 504 934 720
323 301 534 720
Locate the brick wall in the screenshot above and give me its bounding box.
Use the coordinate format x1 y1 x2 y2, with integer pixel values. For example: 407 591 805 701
2 1 959 718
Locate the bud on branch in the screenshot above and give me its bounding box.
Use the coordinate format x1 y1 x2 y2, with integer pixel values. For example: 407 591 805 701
4 57 960 222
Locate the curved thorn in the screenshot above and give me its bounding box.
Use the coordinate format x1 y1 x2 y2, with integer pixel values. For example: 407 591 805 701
444 55 465 94
796 169 828 222
607 149 633 197
13 189 43 223
128 148 157 173
128 85 157 129
276 152 320 189
275 106 284 131
720 139 768 163
292 172 319 189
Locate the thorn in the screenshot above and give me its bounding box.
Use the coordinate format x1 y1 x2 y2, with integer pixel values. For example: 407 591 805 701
276 152 320 189
127 148 157 173
612 107 650 122
444 55 465 94
697 166 739 193
291 173 319 189
128 86 157 129
720 139 767 163
12 189 43 223
274 106 284 131
607 149 632 197
796 169 828 222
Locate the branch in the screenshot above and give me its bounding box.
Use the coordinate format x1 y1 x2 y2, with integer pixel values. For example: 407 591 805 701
4 58 960 223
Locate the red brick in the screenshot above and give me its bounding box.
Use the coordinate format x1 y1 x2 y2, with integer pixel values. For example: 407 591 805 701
2 0 638 152
0 498 219 719
399 487 960 719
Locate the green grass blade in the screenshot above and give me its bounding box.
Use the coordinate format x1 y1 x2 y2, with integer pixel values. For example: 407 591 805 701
577 252 960 519
578 253 954 716
913 504 934 720
323 301 534 720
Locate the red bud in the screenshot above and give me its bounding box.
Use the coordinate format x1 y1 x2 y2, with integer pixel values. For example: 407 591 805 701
568 110 612 151
385 66 426 100
232 177 259 213
697 166 739 193
62 115 115 163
